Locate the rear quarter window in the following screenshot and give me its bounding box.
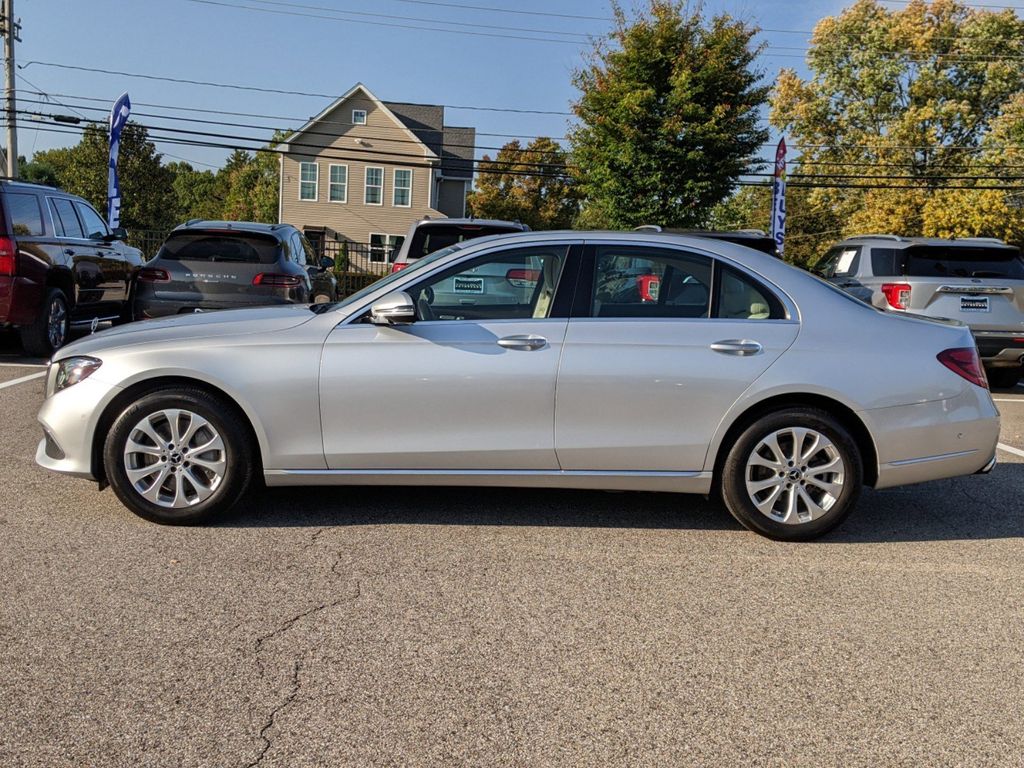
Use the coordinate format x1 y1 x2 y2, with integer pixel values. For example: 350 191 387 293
158 232 281 264
5 193 45 236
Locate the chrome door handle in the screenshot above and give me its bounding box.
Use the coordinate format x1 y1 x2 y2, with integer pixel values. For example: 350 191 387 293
498 335 547 351
710 339 763 356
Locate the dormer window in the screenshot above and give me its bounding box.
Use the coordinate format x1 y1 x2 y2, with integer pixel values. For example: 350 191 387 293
352 109 367 125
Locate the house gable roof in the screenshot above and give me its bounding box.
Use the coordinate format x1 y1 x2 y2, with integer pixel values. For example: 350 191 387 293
282 83 439 161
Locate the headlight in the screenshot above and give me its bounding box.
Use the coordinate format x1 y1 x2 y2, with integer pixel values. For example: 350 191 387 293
52 356 102 394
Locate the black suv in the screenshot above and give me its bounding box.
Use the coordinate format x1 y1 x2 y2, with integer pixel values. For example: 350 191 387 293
0 180 143 356
133 221 334 319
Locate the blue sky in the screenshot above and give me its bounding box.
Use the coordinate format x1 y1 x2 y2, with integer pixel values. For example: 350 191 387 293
16 0 854 170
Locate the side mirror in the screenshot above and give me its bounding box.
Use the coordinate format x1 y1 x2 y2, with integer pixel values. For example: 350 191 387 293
370 291 416 325
104 227 128 242
320 256 335 270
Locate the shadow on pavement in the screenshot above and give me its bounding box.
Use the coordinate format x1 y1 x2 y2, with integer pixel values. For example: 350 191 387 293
212 462 1024 543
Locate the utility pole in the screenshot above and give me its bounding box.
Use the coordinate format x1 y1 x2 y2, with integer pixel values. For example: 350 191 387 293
1 0 19 178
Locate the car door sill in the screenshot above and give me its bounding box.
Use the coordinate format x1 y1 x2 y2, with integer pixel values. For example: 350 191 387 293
264 468 713 494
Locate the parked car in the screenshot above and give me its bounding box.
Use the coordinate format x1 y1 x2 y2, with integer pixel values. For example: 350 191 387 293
132 221 334 319
635 226 781 257
37 232 999 541
390 217 530 273
820 235 1024 388
0 180 142 356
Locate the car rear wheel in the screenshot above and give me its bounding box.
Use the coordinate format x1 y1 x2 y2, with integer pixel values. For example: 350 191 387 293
987 367 1021 389
20 288 69 358
721 408 863 541
103 387 255 524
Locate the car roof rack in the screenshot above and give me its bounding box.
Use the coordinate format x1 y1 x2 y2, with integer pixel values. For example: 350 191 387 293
846 234 905 241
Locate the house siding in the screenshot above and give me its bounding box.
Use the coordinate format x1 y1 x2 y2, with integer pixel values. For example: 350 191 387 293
279 92 458 242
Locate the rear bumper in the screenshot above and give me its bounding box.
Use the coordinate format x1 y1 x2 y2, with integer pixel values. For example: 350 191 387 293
0 275 44 326
973 332 1024 367
863 385 1000 490
134 294 299 320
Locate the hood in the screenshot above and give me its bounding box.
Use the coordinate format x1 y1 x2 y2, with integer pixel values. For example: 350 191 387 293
56 305 317 358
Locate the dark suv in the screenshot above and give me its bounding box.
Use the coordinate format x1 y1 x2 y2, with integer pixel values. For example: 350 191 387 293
0 180 142 357
133 221 333 319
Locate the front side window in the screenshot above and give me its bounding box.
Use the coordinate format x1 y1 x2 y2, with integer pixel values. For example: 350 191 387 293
393 169 412 207
6 193 44 236
352 109 367 125
75 202 109 240
818 245 861 278
592 246 712 318
299 162 318 201
328 164 348 203
365 167 383 205
407 245 568 321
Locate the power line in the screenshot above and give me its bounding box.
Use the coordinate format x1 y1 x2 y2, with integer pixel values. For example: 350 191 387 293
373 0 610 21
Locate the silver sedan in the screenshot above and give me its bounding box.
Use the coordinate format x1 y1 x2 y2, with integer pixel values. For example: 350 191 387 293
35 232 1000 540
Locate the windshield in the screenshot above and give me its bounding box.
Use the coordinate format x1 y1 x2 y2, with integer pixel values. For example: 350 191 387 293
158 231 280 263
310 244 465 314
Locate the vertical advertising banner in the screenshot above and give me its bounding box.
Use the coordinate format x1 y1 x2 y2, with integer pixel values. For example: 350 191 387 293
107 92 132 230
771 137 787 257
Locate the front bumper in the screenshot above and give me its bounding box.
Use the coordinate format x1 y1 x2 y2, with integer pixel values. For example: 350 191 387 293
35 375 124 480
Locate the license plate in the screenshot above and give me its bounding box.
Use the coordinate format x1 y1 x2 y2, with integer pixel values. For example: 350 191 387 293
453 276 484 294
961 296 990 312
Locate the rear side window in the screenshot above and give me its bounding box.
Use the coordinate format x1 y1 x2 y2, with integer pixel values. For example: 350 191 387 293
904 245 1024 279
407 224 522 260
158 232 281 264
717 266 784 320
6 193 45 236
592 246 712 318
870 248 901 277
50 198 84 239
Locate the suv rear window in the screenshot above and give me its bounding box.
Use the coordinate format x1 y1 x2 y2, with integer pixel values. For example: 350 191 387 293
6 193 45 236
903 245 1024 279
158 232 281 264
407 224 521 260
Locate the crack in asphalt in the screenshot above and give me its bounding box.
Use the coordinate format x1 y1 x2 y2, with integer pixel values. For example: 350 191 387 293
245 659 302 768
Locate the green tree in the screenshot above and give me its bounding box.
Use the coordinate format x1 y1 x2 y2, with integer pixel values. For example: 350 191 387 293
771 0 1024 241
168 161 224 221
31 122 178 233
19 156 61 186
467 137 579 229
569 0 769 229
219 133 287 223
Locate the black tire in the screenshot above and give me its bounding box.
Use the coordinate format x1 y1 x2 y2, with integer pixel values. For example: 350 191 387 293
720 407 863 541
103 387 255 524
19 288 69 358
987 367 1021 389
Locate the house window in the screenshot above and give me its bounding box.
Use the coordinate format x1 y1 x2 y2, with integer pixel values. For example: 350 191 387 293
369 233 406 263
329 164 348 203
393 169 412 207
299 162 318 201
364 167 384 206
352 109 367 125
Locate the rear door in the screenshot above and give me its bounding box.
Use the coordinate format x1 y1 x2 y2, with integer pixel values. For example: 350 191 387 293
900 245 1024 330
554 243 800 472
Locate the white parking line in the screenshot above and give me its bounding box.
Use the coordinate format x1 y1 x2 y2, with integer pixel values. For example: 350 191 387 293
993 398 1023 403
0 362 46 368
0 371 45 390
998 443 1024 459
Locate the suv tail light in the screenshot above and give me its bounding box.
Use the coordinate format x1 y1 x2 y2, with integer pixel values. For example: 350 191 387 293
937 347 989 389
253 273 302 287
391 262 410 273
0 236 17 276
881 282 911 310
137 267 170 282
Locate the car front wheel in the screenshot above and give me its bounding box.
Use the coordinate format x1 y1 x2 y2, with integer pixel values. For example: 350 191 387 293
103 387 255 524
721 408 863 541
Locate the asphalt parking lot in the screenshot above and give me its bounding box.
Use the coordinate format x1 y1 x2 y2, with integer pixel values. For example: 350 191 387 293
2 331 1023 767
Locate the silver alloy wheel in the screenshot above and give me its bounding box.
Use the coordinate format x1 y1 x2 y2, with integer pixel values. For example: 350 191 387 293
744 427 846 525
47 298 67 349
122 409 226 509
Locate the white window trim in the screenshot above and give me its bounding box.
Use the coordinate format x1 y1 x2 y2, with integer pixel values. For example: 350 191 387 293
368 232 403 262
328 163 348 204
364 166 384 206
392 168 413 208
352 109 367 125
298 161 319 202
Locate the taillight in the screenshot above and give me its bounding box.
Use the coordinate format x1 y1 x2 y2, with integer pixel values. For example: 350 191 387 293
881 282 911 310
253 273 302 287
637 274 661 302
137 267 170 282
937 347 989 390
506 268 540 287
391 262 410 273
0 235 17 276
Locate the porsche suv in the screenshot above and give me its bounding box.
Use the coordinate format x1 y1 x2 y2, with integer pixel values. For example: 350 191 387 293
821 235 1024 388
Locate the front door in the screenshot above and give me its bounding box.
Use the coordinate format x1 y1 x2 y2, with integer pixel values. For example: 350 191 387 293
554 243 800 472
319 243 580 470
